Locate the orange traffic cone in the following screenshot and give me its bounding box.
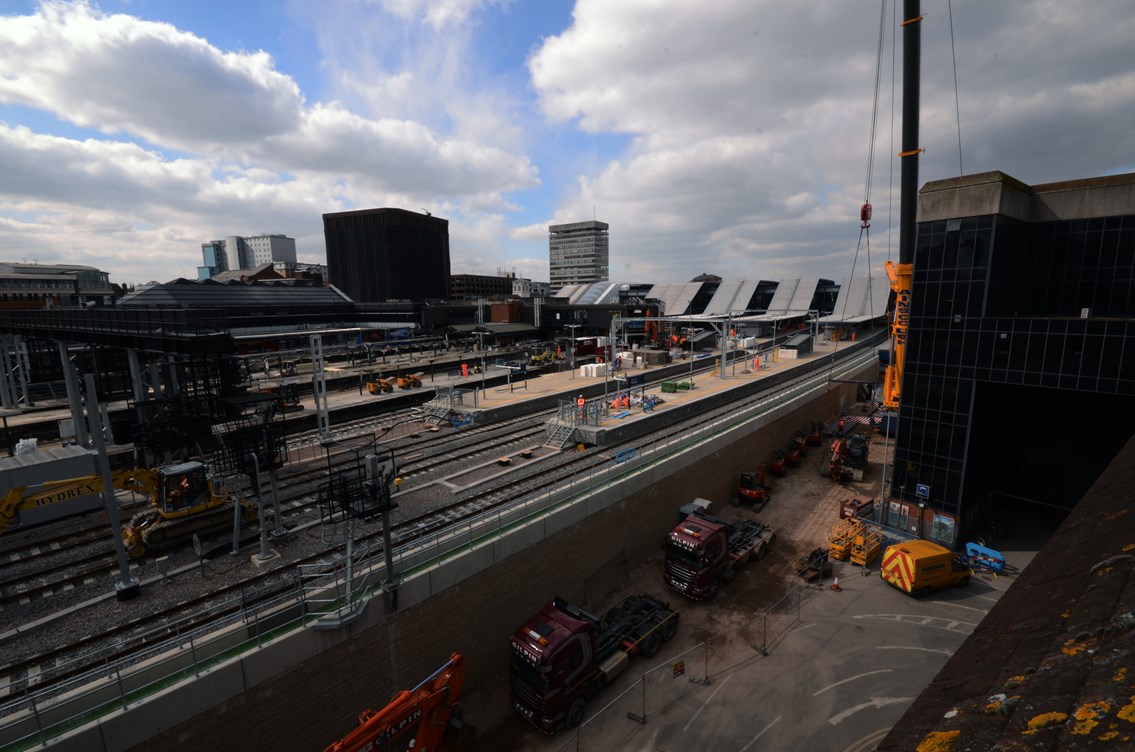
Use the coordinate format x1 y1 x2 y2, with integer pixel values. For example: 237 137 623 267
830 576 842 592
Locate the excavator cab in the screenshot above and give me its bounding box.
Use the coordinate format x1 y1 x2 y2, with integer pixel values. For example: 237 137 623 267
157 462 210 514
735 465 770 506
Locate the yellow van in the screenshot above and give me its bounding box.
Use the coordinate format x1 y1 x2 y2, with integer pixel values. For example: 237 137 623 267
880 540 971 597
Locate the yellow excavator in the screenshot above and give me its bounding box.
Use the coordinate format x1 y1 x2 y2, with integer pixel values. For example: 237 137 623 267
366 378 394 394
0 461 255 558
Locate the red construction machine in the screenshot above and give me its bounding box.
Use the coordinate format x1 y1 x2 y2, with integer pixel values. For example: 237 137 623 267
806 422 824 446
769 449 787 477
323 652 472 752
792 430 808 455
734 464 770 506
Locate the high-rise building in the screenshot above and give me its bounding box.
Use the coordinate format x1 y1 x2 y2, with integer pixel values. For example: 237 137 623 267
323 208 450 303
197 234 297 280
549 220 609 292
888 171 1135 547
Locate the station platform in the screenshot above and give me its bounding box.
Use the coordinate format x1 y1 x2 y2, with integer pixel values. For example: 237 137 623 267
0 334 879 454
442 335 877 448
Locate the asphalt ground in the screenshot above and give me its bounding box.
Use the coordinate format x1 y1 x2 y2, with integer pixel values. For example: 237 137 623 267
470 429 1054 752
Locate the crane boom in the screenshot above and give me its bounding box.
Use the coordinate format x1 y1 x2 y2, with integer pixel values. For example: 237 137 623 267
0 467 157 536
883 259 913 411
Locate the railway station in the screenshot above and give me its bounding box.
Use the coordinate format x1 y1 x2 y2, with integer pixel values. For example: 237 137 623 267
0 166 1132 749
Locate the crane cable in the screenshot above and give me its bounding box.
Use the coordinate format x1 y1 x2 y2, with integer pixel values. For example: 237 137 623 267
832 0 890 375
948 0 964 176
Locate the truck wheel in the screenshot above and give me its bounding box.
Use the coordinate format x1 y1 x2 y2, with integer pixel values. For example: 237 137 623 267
724 562 738 584
640 633 661 658
566 698 587 730
755 543 768 561
957 575 970 587
703 578 721 603
915 586 931 599
661 617 678 642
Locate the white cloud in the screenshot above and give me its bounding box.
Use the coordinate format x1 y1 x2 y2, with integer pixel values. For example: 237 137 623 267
0 1 303 152
529 0 1135 282
0 1 540 284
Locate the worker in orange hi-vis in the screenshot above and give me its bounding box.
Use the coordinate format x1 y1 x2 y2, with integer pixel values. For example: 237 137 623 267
577 394 586 420
461 363 468 378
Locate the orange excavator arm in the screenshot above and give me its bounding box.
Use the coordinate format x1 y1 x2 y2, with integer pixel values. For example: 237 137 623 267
323 652 466 752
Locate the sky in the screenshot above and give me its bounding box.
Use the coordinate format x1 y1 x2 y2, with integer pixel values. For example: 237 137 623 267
1 0 1133 289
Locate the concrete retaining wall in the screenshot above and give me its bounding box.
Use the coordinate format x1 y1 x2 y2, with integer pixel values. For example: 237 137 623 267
48 359 875 752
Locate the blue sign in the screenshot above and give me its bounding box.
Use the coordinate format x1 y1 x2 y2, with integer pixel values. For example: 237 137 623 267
628 374 645 388
614 448 637 464
915 483 930 499
450 414 475 428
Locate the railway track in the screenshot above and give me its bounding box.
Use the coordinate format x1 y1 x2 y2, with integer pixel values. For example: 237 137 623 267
0 408 553 611
0 341 878 710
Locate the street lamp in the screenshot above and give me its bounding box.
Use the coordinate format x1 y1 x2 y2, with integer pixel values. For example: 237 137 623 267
688 316 695 385
566 324 580 379
475 331 487 397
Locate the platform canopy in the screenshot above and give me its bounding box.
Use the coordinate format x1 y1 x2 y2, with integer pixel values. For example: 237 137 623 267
816 275 890 324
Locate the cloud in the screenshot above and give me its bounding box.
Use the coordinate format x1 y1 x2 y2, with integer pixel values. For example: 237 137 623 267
0 1 540 284
529 0 1135 282
0 1 303 152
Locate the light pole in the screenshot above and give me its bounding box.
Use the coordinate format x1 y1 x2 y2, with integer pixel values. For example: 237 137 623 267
566 324 579 379
688 317 695 386
475 331 486 397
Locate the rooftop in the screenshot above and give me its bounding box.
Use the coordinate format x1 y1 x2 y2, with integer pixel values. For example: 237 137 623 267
879 431 1135 750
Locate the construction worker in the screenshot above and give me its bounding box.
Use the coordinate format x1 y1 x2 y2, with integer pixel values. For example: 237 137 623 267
577 394 586 421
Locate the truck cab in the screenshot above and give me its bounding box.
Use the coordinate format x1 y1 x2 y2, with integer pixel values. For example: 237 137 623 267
509 601 597 734
665 516 730 600
510 595 677 734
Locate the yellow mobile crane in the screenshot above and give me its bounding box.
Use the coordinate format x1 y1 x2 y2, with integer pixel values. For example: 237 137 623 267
882 258 912 410
0 461 254 558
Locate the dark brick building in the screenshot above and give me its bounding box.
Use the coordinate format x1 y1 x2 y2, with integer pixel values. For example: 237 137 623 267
323 208 450 303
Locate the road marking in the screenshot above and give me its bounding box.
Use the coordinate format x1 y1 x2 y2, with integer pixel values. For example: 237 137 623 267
876 645 954 656
682 673 731 733
930 601 988 615
738 715 781 751
828 696 912 725
813 669 893 696
853 614 978 632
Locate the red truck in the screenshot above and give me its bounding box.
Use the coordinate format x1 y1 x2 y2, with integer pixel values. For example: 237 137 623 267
509 594 679 734
665 501 777 600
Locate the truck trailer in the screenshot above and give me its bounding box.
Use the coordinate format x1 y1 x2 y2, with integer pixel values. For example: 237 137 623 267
509 594 679 734
664 501 777 600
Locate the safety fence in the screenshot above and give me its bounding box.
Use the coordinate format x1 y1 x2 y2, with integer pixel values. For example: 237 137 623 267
551 585 816 752
0 344 878 750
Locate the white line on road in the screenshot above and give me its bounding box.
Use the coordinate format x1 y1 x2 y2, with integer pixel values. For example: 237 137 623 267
813 669 894 697
682 673 731 733
876 645 954 656
828 696 912 725
930 601 988 614
738 715 781 751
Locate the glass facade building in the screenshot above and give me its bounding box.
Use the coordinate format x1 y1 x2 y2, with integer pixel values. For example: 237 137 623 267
890 172 1135 546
